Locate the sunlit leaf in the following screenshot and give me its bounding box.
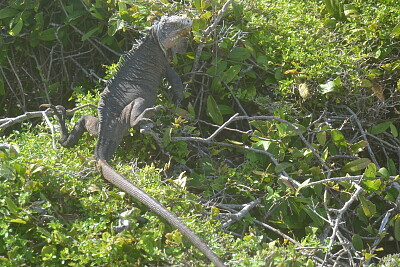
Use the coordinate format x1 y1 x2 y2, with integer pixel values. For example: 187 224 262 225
362 179 381 193
319 77 341 94
377 167 390 180
392 24 400 37
359 194 376 217
363 163 376 180
331 129 346 148
9 17 23 36
342 158 371 173
5 197 20 215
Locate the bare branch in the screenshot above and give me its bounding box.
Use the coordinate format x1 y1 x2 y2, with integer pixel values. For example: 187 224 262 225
0 104 96 132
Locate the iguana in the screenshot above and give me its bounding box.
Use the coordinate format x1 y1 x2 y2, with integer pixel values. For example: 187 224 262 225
44 16 224 267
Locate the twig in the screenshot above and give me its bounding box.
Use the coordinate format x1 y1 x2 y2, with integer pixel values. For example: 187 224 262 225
253 219 301 246
206 113 239 140
340 105 380 169
42 111 57 148
221 197 262 229
323 183 363 264
190 0 234 80
7 55 26 112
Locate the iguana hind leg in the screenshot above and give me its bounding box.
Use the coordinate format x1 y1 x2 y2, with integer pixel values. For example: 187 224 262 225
46 105 99 147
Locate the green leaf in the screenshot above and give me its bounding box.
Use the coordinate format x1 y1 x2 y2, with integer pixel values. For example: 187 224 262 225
395 217 400 241
228 47 251 61
206 95 223 125
363 179 381 193
81 26 99 41
331 129 346 149
377 167 390 180
275 162 293 173
8 218 27 224
349 140 368 153
5 197 20 215
39 28 56 41
342 158 371 173
390 123 398 137
359 194 376 217
387 158 397 176
319 77 341 94
41 245 57 258
392 24 400 37
0 8 18 19
369 121 391 135
0 76 4 96
316 131 326 146
9 17 23 36
162 127 172 147
363 163 376 180
352 234 363 251
222 65 241 83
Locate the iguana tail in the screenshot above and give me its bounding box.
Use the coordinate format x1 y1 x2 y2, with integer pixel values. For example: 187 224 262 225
98 159 225 267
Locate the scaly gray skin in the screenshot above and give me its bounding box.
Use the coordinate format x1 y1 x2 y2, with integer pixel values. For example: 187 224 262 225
47 16 225 267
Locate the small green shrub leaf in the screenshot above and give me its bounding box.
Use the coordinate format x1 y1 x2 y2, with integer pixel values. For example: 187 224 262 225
392 24 400 37
363 179 381 193
352 234 363 251
316 131 326 145
369 121 391 135
395 218 400 241
0 8 18 19
363 163 376 180
206 95 223 125
222 65 242 83
5 197 20 215
342 158 371 173
228 47 251 61
81 27 99 41
359 195 376 217
377 167 390 180
331 129 346 148
390 123 398 137
319 77 341 94
9 17 23 36
387 158 397 176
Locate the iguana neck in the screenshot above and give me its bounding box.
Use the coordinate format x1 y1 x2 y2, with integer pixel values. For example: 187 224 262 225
152 25 169 58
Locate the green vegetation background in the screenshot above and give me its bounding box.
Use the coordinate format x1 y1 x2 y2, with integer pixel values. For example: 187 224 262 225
1 0 400 266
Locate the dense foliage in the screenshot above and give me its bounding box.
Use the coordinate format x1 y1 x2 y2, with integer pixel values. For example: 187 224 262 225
1 0 400 266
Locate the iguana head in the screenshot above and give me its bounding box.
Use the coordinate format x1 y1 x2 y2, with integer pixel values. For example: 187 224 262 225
155 15 192 55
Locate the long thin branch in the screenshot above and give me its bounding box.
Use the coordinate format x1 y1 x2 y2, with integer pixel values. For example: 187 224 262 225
0 104 96 132
221 197 262 229
340 105 380 169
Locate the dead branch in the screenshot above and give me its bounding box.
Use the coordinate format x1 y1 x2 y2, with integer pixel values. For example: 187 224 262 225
0 103 96 132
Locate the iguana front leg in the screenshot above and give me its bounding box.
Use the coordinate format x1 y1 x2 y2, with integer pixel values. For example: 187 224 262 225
166 64 184 104
120 97 164 130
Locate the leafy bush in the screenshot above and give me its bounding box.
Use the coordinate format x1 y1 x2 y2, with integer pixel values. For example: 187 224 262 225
1 0 400 265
